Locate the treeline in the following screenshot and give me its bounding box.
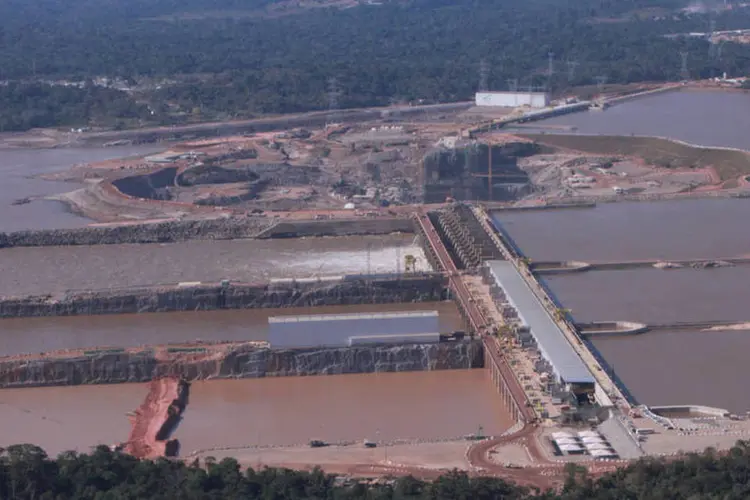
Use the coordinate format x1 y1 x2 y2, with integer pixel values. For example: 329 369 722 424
0 83 150 132
5 440 750 499
2 0 750 129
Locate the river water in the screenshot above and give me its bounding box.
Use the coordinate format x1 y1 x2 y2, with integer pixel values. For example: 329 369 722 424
542 266 750 411
515 89 750 151
0 383 146 456
0 146 160 232
0 302 461 357
590 330 750 414
491 198 750 262
0 369 511 458
0 234 429 296
177 370 512 452
543 267 750 325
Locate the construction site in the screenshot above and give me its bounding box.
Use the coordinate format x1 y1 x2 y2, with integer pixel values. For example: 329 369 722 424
3 83 750 490
13 82 743 229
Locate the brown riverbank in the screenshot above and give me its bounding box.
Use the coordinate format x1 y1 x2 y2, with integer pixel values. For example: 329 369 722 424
124 377 189 459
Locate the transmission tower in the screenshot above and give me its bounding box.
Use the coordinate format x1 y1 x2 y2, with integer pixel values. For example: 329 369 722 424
680 51 690 81
566 60 579 81
547 52 555 78
595 75 608 95
708 18 718 59
479 59 490 92
326 77 341 127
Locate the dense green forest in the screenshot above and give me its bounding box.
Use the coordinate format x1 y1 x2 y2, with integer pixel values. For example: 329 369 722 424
1 0 750 130
5 441 750 499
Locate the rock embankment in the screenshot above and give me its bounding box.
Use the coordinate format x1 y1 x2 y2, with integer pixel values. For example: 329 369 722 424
0 341 483 388
0 275 447 318
0 217 414 248
0 218 274 248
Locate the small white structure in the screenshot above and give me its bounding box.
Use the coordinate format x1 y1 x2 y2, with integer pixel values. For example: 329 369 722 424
552 431 574 440
578 430 601 437
475 91 550 109
589 448 619 459
554 438 580 446
585 442 613 451
558 443 585 453
581 436 608 445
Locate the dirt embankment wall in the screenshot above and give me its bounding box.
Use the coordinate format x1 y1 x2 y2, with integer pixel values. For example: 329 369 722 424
0 340 483 388
0 275 448 318
125 377 189 459
0 217 413 248
520 134 750 181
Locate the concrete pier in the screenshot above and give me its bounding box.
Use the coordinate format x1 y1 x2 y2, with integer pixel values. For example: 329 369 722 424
532 258 747 273
483 336 532 424
576 321 649 337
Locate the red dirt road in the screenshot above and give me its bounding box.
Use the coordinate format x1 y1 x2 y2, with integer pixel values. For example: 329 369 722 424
124 377 187 459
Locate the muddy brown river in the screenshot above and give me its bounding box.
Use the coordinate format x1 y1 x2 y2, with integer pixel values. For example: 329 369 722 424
543 267 750 325
0 234 428 296
590 329 750 414
0 302 461 357
0 369 511 458
178 370 512 452
515 89 750 151
492 198 750 262
0 146 160 232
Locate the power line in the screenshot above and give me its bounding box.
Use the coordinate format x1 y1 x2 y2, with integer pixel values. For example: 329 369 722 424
326 77 341 127
479 59 489 92
547 51 555 78
566 60 579 81
595 75 608 95
680 51 690 81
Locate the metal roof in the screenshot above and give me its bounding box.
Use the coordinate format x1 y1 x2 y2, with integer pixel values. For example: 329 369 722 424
487 260 595 384
269 310 438 324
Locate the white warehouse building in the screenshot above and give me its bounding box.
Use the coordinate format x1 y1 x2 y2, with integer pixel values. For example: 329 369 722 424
268 311 440 349
475 91 550 109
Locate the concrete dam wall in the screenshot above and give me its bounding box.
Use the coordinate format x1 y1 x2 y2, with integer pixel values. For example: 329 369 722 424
0 275 448 318
0 340 484 388
0 217 414 248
